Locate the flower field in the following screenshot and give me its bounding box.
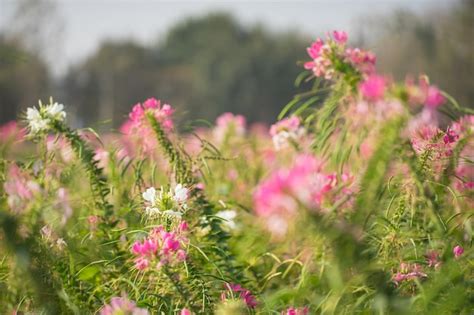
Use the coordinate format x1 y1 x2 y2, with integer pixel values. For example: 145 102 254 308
0 31 472 314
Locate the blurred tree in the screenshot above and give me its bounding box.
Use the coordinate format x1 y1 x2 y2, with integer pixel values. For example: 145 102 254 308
0 0 60 123
0 37 50 124
365 0 474 109
63 14 309 128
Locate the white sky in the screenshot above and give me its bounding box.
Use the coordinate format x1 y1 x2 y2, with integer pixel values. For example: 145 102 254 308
0 0 448 76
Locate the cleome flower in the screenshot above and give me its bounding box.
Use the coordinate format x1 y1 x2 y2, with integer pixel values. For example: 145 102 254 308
131 223 188 270
100 295 149 315
392 263 427 285
254 154 355 236
304 30 376 80
26 99 66 135
142 184 189 219
120 98 174 153
270 116 305 150
221 283 258 309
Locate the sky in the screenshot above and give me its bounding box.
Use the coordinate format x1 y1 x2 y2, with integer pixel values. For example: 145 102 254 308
0 0 447 76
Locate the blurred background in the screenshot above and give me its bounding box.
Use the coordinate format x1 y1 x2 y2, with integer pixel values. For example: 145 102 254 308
0 0 472 129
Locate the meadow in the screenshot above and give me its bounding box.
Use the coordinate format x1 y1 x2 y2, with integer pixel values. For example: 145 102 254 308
0 31 472 314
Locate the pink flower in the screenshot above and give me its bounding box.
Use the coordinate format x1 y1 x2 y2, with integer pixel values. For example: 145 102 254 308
392 263 427 285
270 116 305 150
359 74 386 102
424 86 445 108
121 98 175 154
332 30 348 44
100 295 149 315
180 309 192 315
213 112 247 143
131 224 188 270
222 283 258 308
426 251 441 269
453 245 464 259
284 307 309 315
254 154 353 235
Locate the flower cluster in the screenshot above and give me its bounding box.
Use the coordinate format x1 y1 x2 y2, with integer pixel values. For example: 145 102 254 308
269 116 305 150
221 283 258 309
254 154 354 235
120 98 174 152
392 263 427 285
406 76 445 108
100 295 149 315
304 30 376 80
4 164 40 213
142 184 189 218
131 223 188 270
26 100 66 135
213 112 246 143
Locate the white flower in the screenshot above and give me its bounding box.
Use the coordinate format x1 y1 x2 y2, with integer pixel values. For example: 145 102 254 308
26 101 66 135
44 102 66 120
216 209 237 230
145 206 160 217
27 107 49 133
142 187 156 206
173 184 188 203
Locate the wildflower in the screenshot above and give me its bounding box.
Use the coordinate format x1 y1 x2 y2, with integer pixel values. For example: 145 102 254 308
424 86 445 108
359 74 387 102
426 251 441 269
142 184 189 219
131 224 188 270
453 245 464 259
216 210 237 230
332 30 348 45
4 164 40 213
270 116 305 150
283 307 309 315
121 98 175 153
392 263 427 285
221 283 258 308
94 148 110 169
213 112 246 143
254 154 353 235
100 295 149 315
180 309 192 315
26 100 66 135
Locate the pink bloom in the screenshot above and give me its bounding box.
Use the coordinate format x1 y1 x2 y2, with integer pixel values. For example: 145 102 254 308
359 74 386 102
94 148 110 169
453 245 464 259
426 251 441 269
306 38 324 60
332 30 348 44
254 154 353 235
131 224 188 270
392 263 427 285
270 116 305 150
213 112 246 143
222 283 258 308
180 309 192 315
424 86 445 108
100 295 149 315
121 98 175 154
284 307 309 315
